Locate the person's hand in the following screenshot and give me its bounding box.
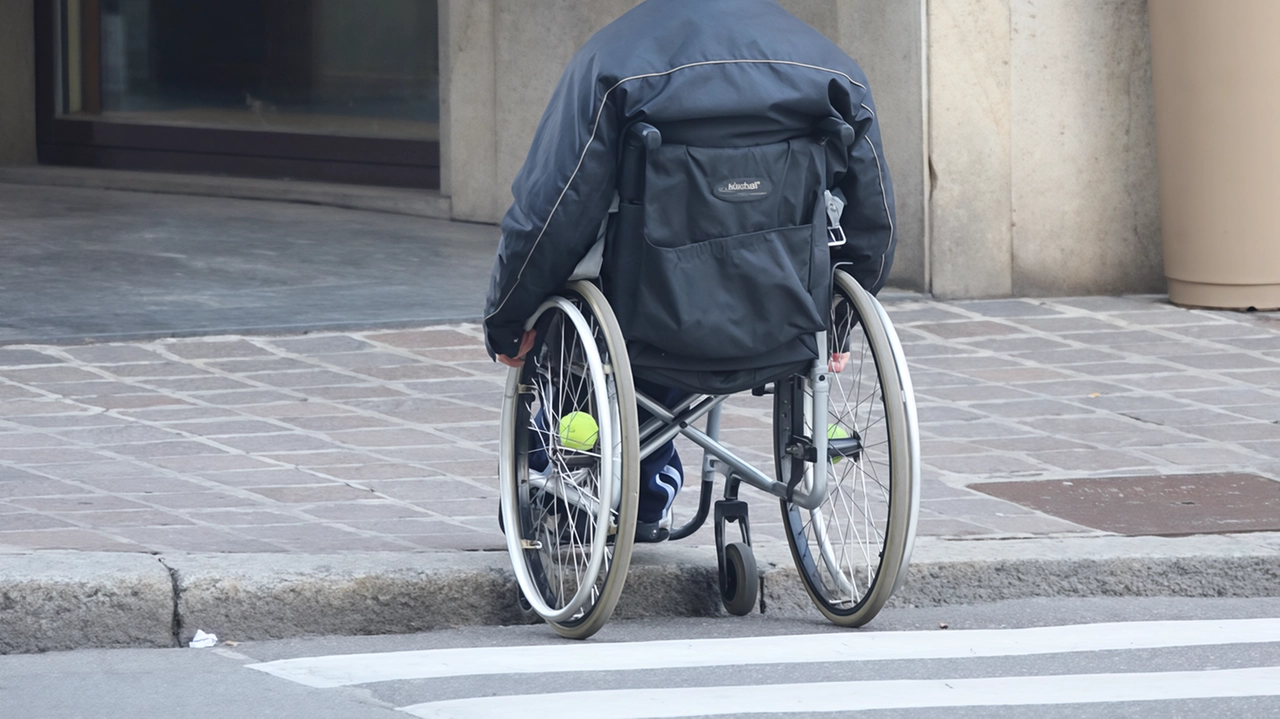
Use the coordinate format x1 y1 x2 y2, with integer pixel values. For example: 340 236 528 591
829 352 850 373
497 330 537 368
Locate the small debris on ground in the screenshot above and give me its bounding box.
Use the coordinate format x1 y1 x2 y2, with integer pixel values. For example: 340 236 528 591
188 630 218 648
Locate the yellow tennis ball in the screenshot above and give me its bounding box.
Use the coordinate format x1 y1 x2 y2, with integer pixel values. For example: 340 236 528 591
558 411 599 451
828 424 850 464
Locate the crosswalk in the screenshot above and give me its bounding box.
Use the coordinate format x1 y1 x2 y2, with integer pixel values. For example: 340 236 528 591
247 618 1280 717
397 670 1280 719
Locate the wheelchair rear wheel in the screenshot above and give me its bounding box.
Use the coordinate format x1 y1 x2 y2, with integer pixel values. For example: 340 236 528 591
498 281 639 639
777 270 920 626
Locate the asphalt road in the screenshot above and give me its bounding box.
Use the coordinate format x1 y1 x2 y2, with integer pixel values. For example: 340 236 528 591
4 597 1280 718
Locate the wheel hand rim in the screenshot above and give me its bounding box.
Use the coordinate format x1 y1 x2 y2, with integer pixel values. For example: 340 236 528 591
500 296 615 623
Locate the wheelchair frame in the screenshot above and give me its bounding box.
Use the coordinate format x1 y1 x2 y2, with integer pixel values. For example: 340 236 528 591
499 272 919 639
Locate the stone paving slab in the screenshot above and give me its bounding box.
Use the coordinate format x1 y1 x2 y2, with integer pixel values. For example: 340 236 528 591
3 293 1280 651
2 294 1280 554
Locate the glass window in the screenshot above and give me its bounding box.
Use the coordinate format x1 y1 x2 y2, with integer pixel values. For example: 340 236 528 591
60 0 440 140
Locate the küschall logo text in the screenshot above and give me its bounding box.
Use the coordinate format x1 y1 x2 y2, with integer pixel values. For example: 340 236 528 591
714 177 772 202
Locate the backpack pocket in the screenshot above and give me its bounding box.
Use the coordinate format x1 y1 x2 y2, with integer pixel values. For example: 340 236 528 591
627 222 826 360
643 139 825 246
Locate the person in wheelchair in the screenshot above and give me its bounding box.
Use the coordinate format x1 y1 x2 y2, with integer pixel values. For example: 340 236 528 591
484 0 896 545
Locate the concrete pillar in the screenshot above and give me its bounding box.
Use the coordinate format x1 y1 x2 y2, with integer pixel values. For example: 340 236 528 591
781 0 931 293
925 0 1161 298
442 0 639 224
927 0 1015 299
1008 0 1162 296
836 0 928 292
491 0 639 218
440 0 499 223
0 0 38 166
777 0 838 32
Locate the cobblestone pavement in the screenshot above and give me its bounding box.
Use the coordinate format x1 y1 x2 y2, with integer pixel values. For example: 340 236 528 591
2 293 1279 555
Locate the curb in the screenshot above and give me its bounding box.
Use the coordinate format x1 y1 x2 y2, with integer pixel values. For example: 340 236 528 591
0 553 174 654
3 534 1278 655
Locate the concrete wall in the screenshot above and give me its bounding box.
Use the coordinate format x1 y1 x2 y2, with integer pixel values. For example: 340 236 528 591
439 0 497 222
0 0 38 166
835 1 928 291
442 0 641 223
1008 0 1161 297
492 0 640 219
0 0 1164 297
440 0 930 288
928 0 1162 298
781 0 932 292
928 0 1014 297
441 0 1162 297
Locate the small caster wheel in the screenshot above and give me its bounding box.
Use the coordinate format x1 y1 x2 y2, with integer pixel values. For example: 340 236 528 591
721 542 758 616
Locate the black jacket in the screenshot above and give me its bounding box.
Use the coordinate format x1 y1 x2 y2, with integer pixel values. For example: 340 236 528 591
483 0 896 378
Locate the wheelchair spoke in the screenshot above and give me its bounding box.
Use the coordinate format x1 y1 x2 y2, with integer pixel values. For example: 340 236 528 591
780 272 916 626
515 298 614 616
500 284 637 638
818 465 883 603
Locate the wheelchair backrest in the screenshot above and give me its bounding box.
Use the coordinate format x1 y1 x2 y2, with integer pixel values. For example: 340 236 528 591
601 117 851 369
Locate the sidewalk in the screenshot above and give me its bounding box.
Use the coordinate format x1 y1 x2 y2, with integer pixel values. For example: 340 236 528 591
1 182 1279 652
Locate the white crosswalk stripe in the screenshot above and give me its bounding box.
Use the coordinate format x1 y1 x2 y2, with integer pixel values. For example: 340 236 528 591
248 617 1280 687
400 668 1280 719
246 618 1280 717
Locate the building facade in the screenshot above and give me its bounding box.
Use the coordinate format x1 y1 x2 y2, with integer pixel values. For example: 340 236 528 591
0 0 1163 297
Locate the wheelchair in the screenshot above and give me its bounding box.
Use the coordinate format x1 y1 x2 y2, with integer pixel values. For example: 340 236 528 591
497 121 921 640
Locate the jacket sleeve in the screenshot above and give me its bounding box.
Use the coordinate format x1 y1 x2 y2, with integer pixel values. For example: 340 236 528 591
832 91 896 296
482 54 621 360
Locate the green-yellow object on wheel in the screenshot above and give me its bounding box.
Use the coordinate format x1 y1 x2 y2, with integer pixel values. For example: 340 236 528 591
828 424 850 464
558 411 599 451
